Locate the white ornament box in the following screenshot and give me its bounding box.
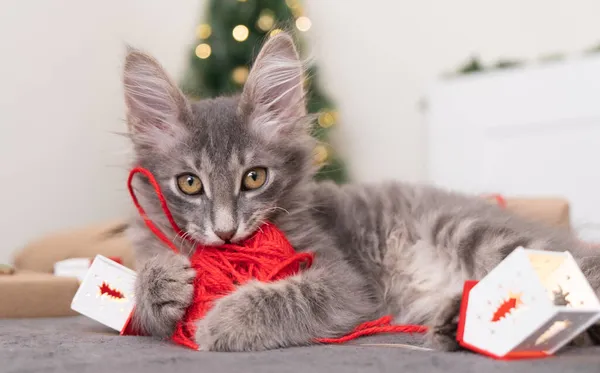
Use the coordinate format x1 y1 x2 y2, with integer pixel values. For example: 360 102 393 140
457 247 600 359
71 255 137 333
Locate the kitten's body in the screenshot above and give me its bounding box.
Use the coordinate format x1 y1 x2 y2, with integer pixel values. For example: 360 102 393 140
124 34 600 351
287 182 597 306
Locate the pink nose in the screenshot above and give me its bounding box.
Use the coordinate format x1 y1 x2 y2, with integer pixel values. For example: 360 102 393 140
215 230 235 242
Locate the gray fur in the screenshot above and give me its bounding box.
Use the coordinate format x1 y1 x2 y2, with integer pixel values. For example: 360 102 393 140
132 250 195 337
123 33 600 351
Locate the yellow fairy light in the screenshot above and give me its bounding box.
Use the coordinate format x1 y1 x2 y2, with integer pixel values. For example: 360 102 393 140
196 24 212 39
269 28 283 37
257 9 275 32
195 43 211 59
295 16 311 32
286 0 304 18
232 25 249 42
231 66 249 85
313 144 329 165
318 111 336 128
285 0 300 10
291 6 304 18
237 0 247 2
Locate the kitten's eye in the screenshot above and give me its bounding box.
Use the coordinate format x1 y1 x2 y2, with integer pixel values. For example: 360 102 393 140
242 167 267 191
176 173 203 195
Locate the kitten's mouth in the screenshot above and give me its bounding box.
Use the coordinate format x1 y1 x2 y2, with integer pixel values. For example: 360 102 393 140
207 234 248 246
185 223 251 247
224 229 254 245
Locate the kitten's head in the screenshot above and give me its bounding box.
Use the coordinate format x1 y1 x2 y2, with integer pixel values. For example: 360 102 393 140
124 33 315 245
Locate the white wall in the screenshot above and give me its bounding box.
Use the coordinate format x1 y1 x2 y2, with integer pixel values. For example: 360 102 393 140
304 0 600 183
0 0 201 263
427 55 600 237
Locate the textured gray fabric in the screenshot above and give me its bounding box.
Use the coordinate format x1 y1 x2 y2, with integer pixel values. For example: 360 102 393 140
1 316 599 373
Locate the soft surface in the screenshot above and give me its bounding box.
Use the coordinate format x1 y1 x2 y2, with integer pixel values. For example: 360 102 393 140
2 317 600 373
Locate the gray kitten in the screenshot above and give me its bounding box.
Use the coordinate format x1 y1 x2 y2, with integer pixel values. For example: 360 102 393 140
124 33 600 351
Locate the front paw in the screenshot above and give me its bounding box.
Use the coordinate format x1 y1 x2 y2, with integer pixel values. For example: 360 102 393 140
426 295 462 351
135 252 196 337
195 281 286 352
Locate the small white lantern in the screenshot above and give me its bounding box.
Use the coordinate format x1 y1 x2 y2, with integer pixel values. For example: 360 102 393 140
458 247 600 359
71 255 137 333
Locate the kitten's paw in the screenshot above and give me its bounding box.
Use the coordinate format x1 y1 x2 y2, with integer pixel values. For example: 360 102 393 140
426 294 462 352
135 252 196 337
195 281 286 352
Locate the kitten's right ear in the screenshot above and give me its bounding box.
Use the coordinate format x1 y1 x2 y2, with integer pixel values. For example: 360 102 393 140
123 48 191 149
239 33 307 138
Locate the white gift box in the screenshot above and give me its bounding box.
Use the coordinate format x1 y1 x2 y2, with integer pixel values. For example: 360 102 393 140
54 258 92 282
55 256 125 282
71 255 137 333
458 247 600 359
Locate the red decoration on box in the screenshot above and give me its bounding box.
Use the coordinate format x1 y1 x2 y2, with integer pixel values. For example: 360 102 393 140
491 295 521 322
98 282 126 300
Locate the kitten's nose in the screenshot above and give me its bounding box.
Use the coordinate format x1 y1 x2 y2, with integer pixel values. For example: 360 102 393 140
215 229 235 242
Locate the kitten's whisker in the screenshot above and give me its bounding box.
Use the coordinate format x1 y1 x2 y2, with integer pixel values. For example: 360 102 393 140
247 213 269 236
177 230 192 251
266 206 290 215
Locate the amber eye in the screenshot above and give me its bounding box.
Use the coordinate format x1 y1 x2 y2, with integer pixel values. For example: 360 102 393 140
176 173 203 195
242 167 268 191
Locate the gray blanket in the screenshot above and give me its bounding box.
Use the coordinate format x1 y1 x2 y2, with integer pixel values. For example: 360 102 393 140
2 317 599 373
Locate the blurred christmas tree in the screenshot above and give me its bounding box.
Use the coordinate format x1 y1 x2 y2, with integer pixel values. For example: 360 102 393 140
180 0 348 184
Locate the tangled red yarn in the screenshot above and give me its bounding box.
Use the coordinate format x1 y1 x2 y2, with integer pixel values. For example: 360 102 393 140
127 167 426 350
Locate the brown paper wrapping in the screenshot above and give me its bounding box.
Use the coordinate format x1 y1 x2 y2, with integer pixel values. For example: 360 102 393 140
13 219 135 273
484 196 570 229
0 271 79 318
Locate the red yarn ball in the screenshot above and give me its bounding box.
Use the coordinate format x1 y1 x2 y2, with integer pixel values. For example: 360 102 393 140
172 223 313 349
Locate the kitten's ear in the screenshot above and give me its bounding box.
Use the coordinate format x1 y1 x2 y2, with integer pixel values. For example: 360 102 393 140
123 48 191 149
240 33 307 137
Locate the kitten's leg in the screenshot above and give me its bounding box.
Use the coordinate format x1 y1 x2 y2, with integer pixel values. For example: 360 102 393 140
127 219 196 337
194 258 377 352
132 251 196 337
426 294 463 351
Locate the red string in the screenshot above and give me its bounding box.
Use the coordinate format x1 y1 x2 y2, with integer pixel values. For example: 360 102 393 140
315 315 427 344
127 167 427 349
128 167 183 252
483 193 507 209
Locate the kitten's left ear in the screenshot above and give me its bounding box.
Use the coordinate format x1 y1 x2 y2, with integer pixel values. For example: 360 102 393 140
123 48 191 150
240 33 307 136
